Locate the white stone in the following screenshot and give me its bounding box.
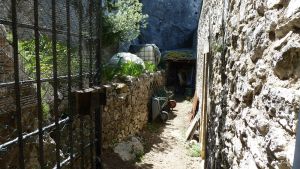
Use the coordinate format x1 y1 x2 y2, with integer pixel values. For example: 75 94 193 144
239 0 248 22
286 140 295 167
239 151 259 169
286 0 300 18
267 126 288 152
232 137 243 157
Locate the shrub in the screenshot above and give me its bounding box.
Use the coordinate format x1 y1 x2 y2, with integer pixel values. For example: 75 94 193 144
187 144 200 157
120 61 144 77
103 0 148 45
18 35 78 79
102 61 144 81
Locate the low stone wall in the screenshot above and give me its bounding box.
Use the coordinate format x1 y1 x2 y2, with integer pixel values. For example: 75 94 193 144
102 71 165 146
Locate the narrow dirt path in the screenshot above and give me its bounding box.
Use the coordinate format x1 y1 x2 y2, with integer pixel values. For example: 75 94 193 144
136 98 201 169
103 97 201 169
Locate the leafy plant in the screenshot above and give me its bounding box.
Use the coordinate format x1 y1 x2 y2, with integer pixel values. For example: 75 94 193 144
102 65 118 81
187 144 200 157
145 61 156 73
102 61 144 81
18 35 78 79
103 0 148 45
120 61 144 77
135 150 145 162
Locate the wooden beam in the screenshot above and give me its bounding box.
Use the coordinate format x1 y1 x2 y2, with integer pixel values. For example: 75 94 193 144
200 53 208 159
185 111 200 141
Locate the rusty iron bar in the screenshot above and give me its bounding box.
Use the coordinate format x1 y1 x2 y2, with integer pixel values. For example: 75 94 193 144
51 0 61 168
66 0 74 168
33 0 45 168
11 0 25 167
95 0 103 168
0 19 95 39
0 73 93 88
89 0 95 168
2 0 102 168
77 0 85 168
0 117 70 150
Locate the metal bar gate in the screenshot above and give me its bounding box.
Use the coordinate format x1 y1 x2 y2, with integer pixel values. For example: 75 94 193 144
0 0 103 168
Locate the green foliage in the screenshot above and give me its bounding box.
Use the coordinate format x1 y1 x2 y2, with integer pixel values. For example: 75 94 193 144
42 102 51 120
18 35 78 79
145 61 156 73
102 60 158 81
109 139 119 148
146 123 161 133
102 65 119 81
120 61 144 77
135 150 145 162
213 42 223 53
163 50 193 60
187 144 200 157
103 0 148 45
102 61 144 81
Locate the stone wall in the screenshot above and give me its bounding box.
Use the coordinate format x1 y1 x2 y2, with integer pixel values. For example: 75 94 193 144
196 0 300 168
102 71 165 147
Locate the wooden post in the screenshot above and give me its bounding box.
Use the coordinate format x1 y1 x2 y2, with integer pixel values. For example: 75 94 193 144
200 53 208 159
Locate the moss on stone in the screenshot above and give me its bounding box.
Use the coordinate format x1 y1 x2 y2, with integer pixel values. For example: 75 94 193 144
164 50 193 60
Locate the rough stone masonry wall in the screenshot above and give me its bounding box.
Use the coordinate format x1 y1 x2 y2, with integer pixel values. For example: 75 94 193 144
196 0 300 168
102 71 165 147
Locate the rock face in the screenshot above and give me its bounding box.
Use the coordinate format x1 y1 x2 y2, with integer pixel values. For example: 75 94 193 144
196 0 300 168
139 0 202 50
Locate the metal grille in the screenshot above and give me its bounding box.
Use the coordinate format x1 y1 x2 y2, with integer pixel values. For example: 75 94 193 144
0 0 103 168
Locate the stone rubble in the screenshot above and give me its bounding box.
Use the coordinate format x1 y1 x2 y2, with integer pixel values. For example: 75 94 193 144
113 136 144 161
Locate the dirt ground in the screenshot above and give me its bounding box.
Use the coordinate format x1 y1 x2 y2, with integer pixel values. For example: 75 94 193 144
102 97 202 169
